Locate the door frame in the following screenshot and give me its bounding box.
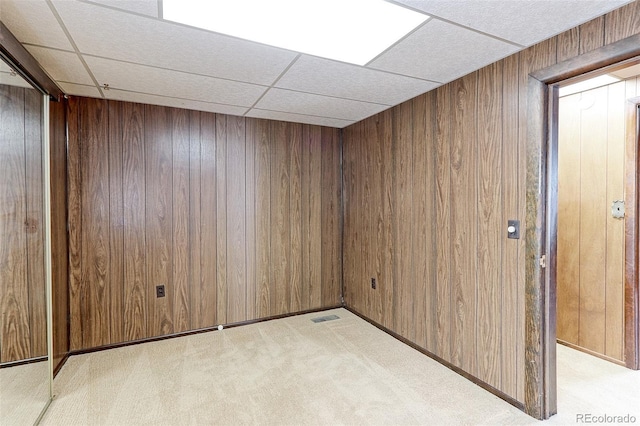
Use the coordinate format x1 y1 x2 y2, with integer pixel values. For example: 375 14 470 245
525 34 640 419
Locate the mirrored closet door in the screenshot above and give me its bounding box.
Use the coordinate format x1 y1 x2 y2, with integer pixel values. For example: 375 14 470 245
0 58 52 425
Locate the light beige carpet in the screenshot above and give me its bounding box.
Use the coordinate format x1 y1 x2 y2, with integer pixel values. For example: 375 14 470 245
0 360 49 425
37 308 639 425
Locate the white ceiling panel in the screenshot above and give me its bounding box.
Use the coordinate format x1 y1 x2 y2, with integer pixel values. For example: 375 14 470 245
276 55 440 105
369 19 519 83
2 0 632 128
254 88 388 122
392 0 632 46
26 45 94 85
84 56 267 107
0 0 73 50
51 0 298 85
83 0 159 17
60 82 102 98
246 109 355 129
103 89 249 116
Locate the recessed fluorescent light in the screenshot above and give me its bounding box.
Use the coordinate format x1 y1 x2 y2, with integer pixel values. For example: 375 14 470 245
559 74 621 97
163 0 428 66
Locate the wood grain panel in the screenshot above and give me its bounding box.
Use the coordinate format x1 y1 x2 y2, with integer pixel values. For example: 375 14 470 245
477 61 503 388
557 95 581 344
361 120 372 319
80 98 111 348
321 126 342 307
579 16 605 54
24 88 46 356
254 119 272 318
500 54 520 398
604 1 640 45
199 112 217 328
272 121 291 315
245 119 257 320
216 115 228 324
435 84 452 363
108 101 124 344
342 2 640 410
450 73 478 374
557 27 579 63
188 111 203 329
411 94 429 350
145 104 174 337
226 115 246 323
290 123 303 312
605 81 625 360
122 102 147 342
172 107 190 332
393 102 414 340
557 80 629 363
578 86 608 353
68 97 341 353
0 85 31 362
67 97 82 351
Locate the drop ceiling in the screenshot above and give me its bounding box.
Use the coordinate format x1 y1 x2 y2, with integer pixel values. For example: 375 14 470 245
0 0 632 128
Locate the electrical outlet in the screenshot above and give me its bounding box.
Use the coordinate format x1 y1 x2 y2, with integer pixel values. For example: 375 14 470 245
156 285 165 298
371 278 376 290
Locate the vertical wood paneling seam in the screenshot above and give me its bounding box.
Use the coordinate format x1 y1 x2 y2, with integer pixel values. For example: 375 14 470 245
20 92 31 356
339 129 344 304
448 85 454 360
475 71 480 376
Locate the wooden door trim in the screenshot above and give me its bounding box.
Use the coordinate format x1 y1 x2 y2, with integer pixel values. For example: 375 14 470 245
526 33 640 420
624 96 640 370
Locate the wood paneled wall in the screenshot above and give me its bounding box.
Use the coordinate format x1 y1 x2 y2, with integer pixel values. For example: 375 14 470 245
67 97 342 351
50 98 69 372
557 79 639 362
342 0 640 404
0 84 47 363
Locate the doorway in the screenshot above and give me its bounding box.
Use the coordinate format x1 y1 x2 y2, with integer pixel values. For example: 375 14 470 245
524 40 640 419
556 71 633 365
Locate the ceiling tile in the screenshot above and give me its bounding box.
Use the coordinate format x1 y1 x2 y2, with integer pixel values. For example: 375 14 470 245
103 89 249 116
84 56 267 107
392 0 631 46
59 82 102 98
84 0 159 17
255 88 388 122
368 20 519 83
1 0 73 50
51 0 297 85
246 109 354 129
276 55 440 106
26 45 94 85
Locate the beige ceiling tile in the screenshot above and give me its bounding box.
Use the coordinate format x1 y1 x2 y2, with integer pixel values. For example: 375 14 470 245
276 55 439 105
26 45 94 85
1 0 73 50
255 88 388 122
392 0 631 46
84 0 159 17
103 89 249 116
246 109 354 129
59 82 102 98
84 56 267 107
51 0 297 85
368 20 519 83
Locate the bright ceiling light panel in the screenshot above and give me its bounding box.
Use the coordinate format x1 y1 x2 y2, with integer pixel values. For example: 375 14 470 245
163 0 429 66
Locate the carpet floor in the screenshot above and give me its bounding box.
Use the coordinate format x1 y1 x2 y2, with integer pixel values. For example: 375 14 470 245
33 308 639 425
